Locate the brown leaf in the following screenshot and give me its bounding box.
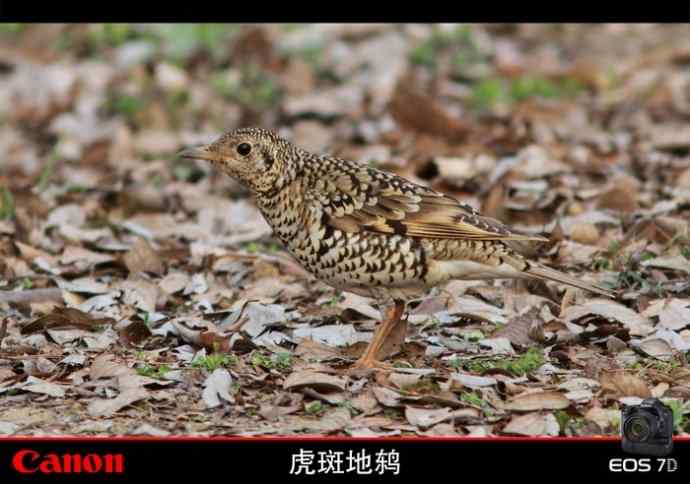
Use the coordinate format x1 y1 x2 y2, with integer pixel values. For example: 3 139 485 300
294 338 342 361
90 354 135 381
198 330 231 353
405 406 479 429
372 386 405 408
389 73 468 142
503 391 571 411
87 387 149 417
599 370 651 398
283 370 347 393
494 307 541 347
596 177 639 213
21 307 115 335
123 238 163 275
642 255 690 275
561 300 652 336
502 412 559 436
570 223 600 245
584 407 620 430
118 320 152 345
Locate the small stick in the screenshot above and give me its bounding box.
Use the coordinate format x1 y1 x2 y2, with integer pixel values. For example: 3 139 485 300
0 288 63 304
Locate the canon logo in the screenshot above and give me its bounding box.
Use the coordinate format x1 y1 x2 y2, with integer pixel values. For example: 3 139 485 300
12 449 124 474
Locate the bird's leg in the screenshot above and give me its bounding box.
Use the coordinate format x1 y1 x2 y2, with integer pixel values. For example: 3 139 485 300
350 299 406 373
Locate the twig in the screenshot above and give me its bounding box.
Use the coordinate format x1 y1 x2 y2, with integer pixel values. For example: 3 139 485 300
0 318 7 345
0 288 63 304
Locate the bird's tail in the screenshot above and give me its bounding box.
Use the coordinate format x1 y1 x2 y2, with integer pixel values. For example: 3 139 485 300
525 263 615 298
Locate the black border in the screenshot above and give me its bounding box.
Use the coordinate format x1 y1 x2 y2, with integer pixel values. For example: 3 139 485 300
0 436 687 482
0 1 689 22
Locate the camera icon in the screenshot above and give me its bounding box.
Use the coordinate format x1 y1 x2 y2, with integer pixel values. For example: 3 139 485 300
622 398 674 457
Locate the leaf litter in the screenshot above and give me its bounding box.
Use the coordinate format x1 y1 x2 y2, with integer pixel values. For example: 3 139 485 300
1 24 690 436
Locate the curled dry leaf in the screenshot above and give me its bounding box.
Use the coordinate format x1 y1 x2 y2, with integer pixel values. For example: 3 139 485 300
502 412 559 436
21 307 115 335
388 372 422 389
123 238 163 275
118 320 152 345
405 406 479 429
88 387 150 418
23 376 66 398
584 407 621 430
118 278 159 313
351 389 380 415
372 386 405 408
599 370 651 398
642 255 690 274
294 338 342 361
503 391 571 411
569 222 600 245
159 272 190 295
494 306 541 347
561 299 653 336
90 353 135 380
282 370 347 393
202 368 235 408
654 299 690 331
389 73 468 142
450 372 497 389
449 296 507 325
635 337 674 361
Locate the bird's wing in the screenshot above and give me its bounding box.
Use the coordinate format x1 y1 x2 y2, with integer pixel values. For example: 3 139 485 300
308 161 547 242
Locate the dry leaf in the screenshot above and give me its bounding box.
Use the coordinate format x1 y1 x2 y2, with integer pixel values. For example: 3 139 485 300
561 300 653 336
283 370 347 393
503 391 571 411
405 406 479 429
202 368 235 408
88 387 149 417
503 412 559 436
21 307 115 335
123 238 163 275
599 370 651 398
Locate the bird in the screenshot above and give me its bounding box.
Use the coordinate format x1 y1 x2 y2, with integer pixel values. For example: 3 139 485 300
179 127 614 373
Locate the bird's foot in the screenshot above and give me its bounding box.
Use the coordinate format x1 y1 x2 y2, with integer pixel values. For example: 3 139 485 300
347 357 394 377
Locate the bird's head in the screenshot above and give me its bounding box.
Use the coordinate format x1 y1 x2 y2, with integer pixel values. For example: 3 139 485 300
179 127 291 193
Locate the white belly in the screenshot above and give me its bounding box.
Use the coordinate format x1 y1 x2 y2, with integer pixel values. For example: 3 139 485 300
429 259 524 283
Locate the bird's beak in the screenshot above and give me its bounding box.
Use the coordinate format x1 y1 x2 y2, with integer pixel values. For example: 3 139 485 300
178 145 213 161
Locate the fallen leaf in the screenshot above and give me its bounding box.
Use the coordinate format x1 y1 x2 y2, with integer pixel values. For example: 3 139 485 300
599 370 651 398
202 368 235 408
24 376 66 398
636 337 674 361
405 406 479 429
502 412 559 436
389 73 468 141
372 386 405 408
642 255 690 274
584 407 620 430
449 296 507 325
561 299 653 336
503 391 571 411
159 272 190 295
21 307 115 335
123 238 163 275
283 370 347 393
88 387 149 417
450 372 497 389
494 307 541 347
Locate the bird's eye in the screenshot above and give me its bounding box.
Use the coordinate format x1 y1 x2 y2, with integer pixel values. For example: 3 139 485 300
237 143 252 156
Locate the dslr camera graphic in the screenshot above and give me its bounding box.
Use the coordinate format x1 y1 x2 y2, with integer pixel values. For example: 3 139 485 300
622 398 674 456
